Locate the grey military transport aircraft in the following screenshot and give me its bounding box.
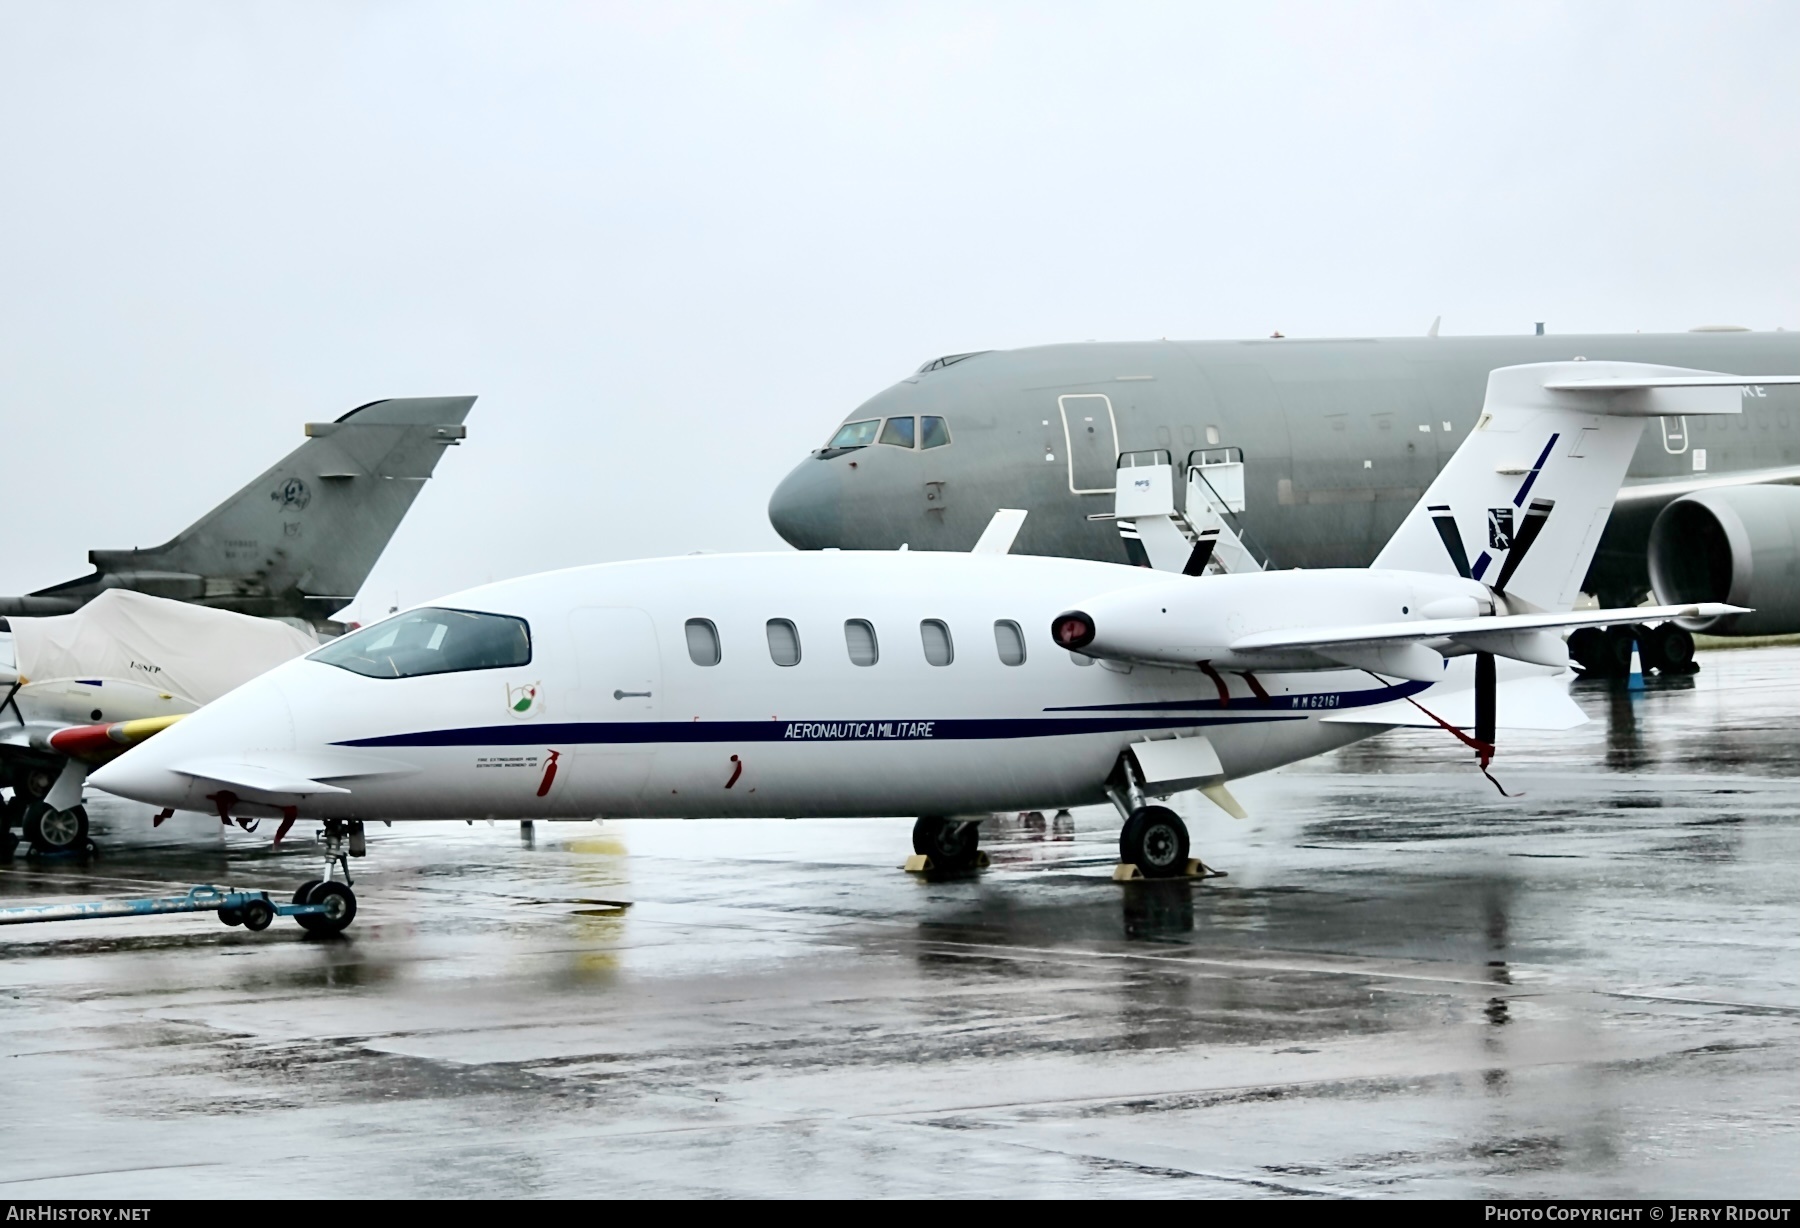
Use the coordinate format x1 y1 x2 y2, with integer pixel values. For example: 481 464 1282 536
767 330 1800 676
0 395 474 628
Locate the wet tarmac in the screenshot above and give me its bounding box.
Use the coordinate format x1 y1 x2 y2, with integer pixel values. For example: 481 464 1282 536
2 649 1797 1198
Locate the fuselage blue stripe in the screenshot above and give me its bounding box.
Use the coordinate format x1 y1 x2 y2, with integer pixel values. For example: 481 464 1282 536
330 681 1431 750
1042 678 1431 713
335 712 1312 749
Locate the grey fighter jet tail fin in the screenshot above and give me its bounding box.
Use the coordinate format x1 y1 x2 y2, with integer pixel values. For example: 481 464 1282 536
26 396 474 623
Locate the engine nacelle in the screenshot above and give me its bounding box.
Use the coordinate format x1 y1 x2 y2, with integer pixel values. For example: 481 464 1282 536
1054 569 1488 676
1649 485 1800 635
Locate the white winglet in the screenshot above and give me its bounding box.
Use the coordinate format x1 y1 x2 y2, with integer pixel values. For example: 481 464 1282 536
971 509 1028 555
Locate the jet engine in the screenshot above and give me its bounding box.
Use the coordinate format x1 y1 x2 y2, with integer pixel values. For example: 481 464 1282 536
1649 485 1800 635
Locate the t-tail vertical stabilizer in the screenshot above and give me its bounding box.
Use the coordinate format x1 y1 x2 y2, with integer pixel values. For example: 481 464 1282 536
1369 363 1795 613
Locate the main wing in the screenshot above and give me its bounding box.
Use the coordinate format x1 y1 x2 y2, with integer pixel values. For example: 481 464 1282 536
1230 601 1746 681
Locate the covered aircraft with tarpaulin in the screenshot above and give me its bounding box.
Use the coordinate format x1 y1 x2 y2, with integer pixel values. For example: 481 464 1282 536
1 589 318 855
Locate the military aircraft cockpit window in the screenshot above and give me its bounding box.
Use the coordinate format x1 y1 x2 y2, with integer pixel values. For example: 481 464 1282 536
827 419 880 450
920 416 951 449
685 619 722 666
878 417 916 448
310 607 531 679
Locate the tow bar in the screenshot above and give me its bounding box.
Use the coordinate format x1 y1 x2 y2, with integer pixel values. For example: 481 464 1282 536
0 881 357 935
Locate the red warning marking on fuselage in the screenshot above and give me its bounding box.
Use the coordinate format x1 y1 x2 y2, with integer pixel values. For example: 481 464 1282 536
537 749 561 797
725 754 743 789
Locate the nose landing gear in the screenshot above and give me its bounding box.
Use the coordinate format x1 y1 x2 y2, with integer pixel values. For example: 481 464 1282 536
288 819 364 935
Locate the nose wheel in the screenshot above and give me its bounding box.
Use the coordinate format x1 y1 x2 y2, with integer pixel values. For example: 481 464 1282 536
288 819 364 934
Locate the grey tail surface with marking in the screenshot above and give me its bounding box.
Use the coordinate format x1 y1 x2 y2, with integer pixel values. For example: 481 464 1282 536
12 396 474 624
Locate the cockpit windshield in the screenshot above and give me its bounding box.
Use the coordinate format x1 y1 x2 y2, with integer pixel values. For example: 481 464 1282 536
826 419 880 450
311 607 532 679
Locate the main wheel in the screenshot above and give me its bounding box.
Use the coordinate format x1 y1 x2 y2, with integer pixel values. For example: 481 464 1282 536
1119 806 1190 878
1645 622 1697 675
297 880 356 935
912 816 981 871
22 802 89 854
1593 626 1637 678
1567 626 1604 675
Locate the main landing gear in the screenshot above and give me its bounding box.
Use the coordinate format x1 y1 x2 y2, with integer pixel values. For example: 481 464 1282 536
1568 622 1698 679
1119 805 1191 878
0 767 96 860
1105 753 1214 880
911 816 983 872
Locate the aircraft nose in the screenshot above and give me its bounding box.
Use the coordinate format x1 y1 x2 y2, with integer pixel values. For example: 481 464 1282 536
767 457 844 549
90 672 296 808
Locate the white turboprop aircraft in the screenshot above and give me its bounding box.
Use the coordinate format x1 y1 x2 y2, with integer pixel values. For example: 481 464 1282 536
92 362 1785 934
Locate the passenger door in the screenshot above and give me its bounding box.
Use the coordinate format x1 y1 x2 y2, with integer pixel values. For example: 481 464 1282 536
1058 394 1119 495
563 607 662 813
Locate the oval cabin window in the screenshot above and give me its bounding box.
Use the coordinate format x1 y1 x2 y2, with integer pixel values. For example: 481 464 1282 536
993 620 1026 666
685 618 721 666
766 619 801 666
920 620 953 666
844 619 879 666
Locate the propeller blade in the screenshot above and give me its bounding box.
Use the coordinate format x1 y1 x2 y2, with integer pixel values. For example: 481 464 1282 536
1474 651 1496 750
1430 505 1473 579
1493 498 1554 594
1182 530 1219 577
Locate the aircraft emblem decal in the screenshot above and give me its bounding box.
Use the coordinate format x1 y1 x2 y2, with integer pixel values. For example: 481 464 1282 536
1439 433 1558 583
1488 508 1514 550
507 682 542 719
271 477 311 511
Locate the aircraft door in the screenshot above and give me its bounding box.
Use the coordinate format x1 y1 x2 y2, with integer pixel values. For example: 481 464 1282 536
564 607 662 812
1058 394 1120 495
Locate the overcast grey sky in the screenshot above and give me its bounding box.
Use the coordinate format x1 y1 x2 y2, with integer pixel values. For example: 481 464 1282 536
2 2 1796 623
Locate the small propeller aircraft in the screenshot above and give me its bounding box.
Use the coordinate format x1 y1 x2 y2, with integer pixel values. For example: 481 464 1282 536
1 590 318 855
91 362 1790 932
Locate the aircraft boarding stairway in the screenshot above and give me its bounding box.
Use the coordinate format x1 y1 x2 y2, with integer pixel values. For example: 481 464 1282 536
1091 449 1270 575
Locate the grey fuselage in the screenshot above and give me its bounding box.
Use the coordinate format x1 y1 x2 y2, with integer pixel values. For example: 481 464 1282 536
767 332 1800 600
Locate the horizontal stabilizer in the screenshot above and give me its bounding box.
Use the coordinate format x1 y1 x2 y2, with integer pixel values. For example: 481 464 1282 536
1542 374 1800 391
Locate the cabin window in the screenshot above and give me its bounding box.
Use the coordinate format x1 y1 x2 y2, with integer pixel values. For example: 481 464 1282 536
685 618 721 666
993 620 1026 666
311 607 530 679
828 419 879 449
844 619 879 666
920 620 953 666
766 619 801 667
878 416 916 448
920 416 951 449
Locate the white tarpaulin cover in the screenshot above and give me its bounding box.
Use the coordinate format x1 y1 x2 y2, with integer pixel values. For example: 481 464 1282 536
9 589 317 705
